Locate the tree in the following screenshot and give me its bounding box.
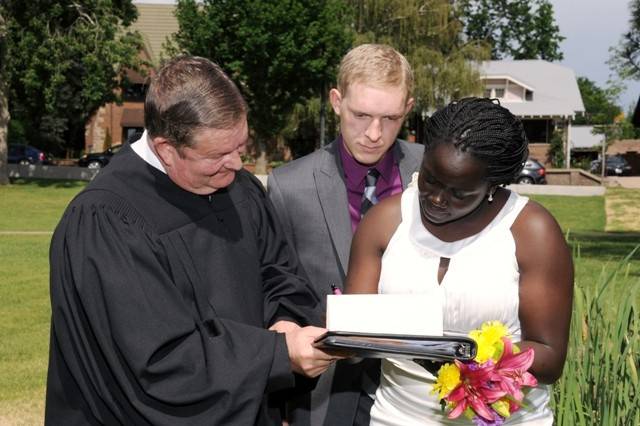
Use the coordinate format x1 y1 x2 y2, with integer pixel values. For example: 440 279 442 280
610 0 640 81
1 1 145 158
349 0 489 113
458 0 564 61
0 13 9 185
170 0 353 172
574 77 622 125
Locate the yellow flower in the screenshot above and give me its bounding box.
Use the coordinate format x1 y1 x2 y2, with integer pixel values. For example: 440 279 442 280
491 399 511 418
432 363 461 399
469 321 509 363
480 321 509 343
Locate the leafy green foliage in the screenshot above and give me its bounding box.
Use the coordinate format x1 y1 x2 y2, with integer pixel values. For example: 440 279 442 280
349 0 489 111
1 1 145 155
574 77 622 125
170 0 353 151
548 130 565 168
610 0 640 81
281 97 340 159
458 0 564 61
0 14 9 185
552 246 640 426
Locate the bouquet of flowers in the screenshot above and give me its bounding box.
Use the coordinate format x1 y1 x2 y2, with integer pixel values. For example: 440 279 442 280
432 321 537 425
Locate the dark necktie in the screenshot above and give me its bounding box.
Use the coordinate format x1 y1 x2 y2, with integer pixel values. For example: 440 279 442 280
360 168 380 217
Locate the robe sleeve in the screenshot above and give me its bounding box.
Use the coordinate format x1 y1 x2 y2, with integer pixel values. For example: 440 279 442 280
241 173 323 328
48 193 294 424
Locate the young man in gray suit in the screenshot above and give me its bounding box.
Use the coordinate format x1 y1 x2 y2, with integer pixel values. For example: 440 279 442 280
267 44 424 425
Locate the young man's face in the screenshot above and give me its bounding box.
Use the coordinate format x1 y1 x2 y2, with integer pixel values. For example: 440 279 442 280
330 82 414 165
154 119 248 195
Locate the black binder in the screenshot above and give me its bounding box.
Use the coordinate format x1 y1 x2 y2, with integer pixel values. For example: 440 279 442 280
314 331 477 362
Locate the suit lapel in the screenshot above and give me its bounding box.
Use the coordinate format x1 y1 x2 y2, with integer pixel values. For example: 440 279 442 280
314 143 352 276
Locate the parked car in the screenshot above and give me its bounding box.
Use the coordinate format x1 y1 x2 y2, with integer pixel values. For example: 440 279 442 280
515 158 546 184
589 155 632 176
8 144 52 165
78 144 123 169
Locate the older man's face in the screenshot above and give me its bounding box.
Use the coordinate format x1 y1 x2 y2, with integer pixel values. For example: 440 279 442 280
163 119 248 195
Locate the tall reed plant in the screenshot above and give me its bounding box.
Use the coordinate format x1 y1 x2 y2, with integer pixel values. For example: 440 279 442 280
552 245 639 425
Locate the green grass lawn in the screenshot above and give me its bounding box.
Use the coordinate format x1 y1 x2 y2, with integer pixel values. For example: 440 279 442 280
530 193 640 303
0 179 85 424
0 180 638 424
0 179 86 231
0 235 51 398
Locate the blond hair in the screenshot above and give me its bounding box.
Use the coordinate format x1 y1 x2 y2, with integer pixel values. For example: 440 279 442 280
337 44 414 100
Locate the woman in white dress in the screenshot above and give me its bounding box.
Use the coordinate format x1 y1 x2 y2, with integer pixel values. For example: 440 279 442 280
345 98 573 425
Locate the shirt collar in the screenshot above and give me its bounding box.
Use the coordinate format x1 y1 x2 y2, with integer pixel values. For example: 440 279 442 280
338 136 396 186
131 130 166 174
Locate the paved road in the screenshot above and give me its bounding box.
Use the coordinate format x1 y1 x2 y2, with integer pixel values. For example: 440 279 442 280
607 176 640 189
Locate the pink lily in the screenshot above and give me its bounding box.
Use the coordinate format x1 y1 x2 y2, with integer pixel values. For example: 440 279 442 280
447 360 507 421
492 338 538 401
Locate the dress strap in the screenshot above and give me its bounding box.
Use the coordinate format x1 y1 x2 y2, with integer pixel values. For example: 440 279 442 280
497 191 529 229
399 185 416 223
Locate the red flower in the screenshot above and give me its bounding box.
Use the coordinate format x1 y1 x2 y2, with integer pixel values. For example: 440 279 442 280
492 338 538 402
447 360 506 421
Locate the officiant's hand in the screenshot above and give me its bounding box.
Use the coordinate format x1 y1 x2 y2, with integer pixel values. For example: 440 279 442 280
269 320 301 334
284 326 344 378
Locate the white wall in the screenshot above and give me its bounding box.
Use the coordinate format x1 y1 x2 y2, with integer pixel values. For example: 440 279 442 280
571 125 604 149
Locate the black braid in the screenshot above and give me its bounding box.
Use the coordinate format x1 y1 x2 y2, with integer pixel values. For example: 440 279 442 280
424 97 529 186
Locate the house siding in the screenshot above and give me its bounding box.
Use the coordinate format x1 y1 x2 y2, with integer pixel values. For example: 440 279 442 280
85 2 177 153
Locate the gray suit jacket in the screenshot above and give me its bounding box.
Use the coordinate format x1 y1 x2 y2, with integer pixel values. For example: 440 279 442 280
267 139 424 425
268 139 423 301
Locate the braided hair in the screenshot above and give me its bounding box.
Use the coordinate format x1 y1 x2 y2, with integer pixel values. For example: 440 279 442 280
423 97 529 186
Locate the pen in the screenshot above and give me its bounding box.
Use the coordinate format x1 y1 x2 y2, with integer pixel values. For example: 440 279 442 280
330 284 342 295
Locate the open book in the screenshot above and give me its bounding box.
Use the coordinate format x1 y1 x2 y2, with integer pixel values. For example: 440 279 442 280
316 294 476 361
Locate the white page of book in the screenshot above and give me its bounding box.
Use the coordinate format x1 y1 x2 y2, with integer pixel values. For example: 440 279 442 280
326 293 443 336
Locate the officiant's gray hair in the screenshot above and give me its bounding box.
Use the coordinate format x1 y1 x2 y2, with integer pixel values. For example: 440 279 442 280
144 56 247 149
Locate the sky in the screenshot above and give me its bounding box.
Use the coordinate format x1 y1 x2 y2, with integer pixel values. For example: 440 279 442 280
549 0 639 112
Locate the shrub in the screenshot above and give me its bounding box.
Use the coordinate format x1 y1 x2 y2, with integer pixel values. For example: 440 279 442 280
552 245 640 425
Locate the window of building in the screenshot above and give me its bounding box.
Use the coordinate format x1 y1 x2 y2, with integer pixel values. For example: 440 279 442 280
123 127 144 144
122 84 147 102
484 86 506 99
525 90 533 101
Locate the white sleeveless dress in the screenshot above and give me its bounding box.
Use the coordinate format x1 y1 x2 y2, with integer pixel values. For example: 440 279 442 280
369 185 553 425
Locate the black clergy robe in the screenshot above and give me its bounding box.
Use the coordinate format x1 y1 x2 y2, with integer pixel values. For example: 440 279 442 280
45 144 322 425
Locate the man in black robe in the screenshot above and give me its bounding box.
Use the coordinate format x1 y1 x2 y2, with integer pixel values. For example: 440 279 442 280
45 56 336 425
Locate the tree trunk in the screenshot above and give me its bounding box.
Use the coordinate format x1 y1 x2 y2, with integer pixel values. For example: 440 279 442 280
0 13 9 185
254 139 268 175
0 84 9 185
319 82 327 149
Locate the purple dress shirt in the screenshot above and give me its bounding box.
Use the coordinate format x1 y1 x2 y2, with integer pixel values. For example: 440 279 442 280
339 137 403 233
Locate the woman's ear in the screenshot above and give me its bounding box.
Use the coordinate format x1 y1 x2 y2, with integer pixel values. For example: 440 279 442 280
487 185 498 203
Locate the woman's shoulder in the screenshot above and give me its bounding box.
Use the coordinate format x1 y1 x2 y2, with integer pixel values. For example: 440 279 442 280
511 198 568 261
356 193 403 249
363 193 403 229
513 199 562 234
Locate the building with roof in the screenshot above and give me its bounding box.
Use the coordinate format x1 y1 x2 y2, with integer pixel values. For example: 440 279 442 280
479 60 585 167
84 0 178 153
